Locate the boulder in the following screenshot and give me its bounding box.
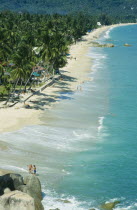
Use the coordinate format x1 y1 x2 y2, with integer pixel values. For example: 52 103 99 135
24 175 42 201
90 41 99 46
56 199 71 203
100 43 115 48
0 173 44 210
0 174 15 195
101 201 120 210
0 190 35 210
0 173 24 195
91 42 115 48
49 209 60 210
9 173 24 189
17 185 44 210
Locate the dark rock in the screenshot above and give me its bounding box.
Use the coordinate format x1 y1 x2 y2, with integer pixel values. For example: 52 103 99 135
9 173 24 189
23 104 31 109
91 42 115 48
0 174 14 195
49 209 60 210
100 43 115 48
0 173 44 210
56 199 71 203
101 201 120 210
0 173 23 195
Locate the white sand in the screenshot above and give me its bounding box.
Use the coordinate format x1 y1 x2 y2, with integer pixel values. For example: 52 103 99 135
0 23 136 133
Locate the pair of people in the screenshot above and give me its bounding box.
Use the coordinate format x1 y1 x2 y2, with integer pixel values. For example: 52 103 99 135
28 165 36 175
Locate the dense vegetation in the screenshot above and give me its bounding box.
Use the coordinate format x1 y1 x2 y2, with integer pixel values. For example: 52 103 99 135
0 11 100 102
0 4 136 103
1 0 137 17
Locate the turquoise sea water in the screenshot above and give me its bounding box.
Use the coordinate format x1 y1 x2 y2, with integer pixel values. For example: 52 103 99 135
0 25 137 209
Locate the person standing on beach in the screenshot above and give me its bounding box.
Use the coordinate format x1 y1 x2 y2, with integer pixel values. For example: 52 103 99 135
33 165 36 175
28 164 33 174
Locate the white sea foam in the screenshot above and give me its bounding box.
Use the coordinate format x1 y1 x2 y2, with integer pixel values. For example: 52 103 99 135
42 189 98 210
1 125 92 152
114 202 137 210
61 169 71 175
104 27 113 39
88 50 107 77
104 197 137 210
73 130 91 140
89 52 107 61
98 116 105 133
0 165 27 172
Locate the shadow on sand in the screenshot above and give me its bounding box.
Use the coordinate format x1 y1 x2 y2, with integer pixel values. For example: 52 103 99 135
27 73 77 110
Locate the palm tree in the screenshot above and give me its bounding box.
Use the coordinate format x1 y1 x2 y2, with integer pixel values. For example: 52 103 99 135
40 28 68 76
0 28 12 63
0 65 4 84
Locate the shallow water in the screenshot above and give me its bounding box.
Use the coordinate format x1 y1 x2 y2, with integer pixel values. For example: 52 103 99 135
0 25 137 209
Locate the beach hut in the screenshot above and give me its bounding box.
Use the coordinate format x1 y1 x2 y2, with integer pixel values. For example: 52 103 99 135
32 65 50 81
32 66 45 75
97 22 101 26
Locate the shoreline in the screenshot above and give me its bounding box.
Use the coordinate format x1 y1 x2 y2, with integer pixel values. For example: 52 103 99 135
0 23 136 134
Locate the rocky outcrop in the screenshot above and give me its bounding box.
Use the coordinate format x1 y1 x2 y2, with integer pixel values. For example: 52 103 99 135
10 173 24 189
0 190 35 210
101 201 120 210
17 184 44 210
56 199 71 203
49 209 60 210
0 173 23 195
124 43 131 47
103 43 115 48
0 171 44 210
24 174 42 201
91 42 115 48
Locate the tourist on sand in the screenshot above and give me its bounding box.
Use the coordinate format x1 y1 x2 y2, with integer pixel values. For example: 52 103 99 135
33 165 36 175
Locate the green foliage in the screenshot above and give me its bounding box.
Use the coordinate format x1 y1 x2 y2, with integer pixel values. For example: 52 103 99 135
0 11 101 99
0 0 137 17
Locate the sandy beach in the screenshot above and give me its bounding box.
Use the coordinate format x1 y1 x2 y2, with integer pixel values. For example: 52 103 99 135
0 23 135 133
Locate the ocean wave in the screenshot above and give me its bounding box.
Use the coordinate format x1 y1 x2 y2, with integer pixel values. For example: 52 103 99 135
104 27 113 39
114 203 137 210
98 116 105 133
73 130 92 140
89 52 107 60
103 197 137 210
42 189 98 210
88 50 107 76
0 165 28 173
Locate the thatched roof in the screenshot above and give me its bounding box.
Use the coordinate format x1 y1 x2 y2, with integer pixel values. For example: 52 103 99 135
33 66 45 72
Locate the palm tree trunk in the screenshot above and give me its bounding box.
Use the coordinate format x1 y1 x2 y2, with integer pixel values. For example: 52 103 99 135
5 77 20 105
24 71 34 92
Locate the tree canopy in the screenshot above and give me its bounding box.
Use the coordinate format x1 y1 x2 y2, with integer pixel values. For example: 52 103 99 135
1 0 137 17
